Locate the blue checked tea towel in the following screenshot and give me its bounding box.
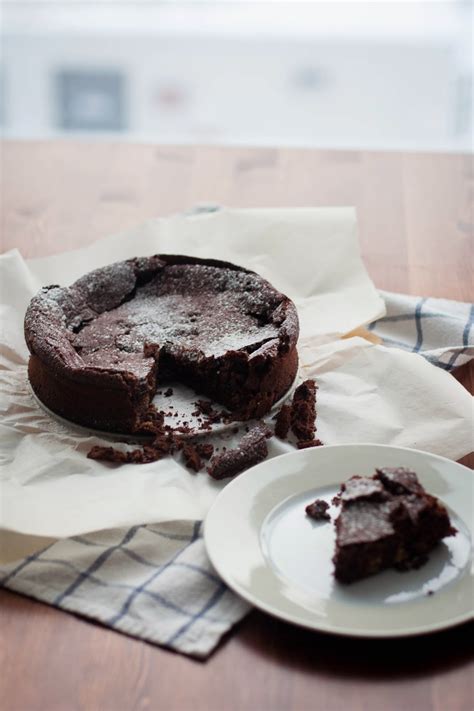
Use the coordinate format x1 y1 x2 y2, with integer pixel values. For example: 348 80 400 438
1 291 473 658
0 521 248 658
372 292 473 371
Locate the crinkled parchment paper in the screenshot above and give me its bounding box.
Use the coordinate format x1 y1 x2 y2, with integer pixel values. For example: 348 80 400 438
0 208 471 538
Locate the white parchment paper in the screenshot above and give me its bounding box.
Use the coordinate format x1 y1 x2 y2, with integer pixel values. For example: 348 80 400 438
0 208 471 538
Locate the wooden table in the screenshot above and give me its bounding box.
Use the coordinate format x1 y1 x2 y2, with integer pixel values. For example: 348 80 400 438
1 141 472 711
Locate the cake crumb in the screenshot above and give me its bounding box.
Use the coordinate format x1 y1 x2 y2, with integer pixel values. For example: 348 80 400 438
193 400 214 416
182 443 203 472
88 444 164 464
305 499 330 522
87 445 129 463
297 439 323 449
195 442 214 460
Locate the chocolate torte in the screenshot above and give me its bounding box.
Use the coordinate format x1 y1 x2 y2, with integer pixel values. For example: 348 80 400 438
333 467 456 584
25 255 299 433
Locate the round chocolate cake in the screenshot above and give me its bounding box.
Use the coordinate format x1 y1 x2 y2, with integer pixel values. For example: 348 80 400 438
25 255 299 433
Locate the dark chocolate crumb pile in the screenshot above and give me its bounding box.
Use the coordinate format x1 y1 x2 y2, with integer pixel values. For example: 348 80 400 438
196 442 214 460
88 428 178 465
305 499 331 522
192 400 215 417
274 379 322 449
87 395 224 474
88 378 321 479
89 418 272 480
134 406 165 435
182 443 202 472
188 399 232 432
181 441 215 473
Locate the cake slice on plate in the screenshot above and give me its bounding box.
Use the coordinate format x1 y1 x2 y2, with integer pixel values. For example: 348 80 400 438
333 467 456 584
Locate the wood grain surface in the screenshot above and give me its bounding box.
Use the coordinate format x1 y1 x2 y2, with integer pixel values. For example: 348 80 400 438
1 140 473 711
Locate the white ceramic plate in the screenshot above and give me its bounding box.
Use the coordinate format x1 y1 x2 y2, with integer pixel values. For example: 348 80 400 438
204 444 473 638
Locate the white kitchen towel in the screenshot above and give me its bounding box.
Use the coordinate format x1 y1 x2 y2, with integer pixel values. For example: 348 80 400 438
1 290 472 658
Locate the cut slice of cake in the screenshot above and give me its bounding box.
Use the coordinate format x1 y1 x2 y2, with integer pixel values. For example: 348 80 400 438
333 467 456 584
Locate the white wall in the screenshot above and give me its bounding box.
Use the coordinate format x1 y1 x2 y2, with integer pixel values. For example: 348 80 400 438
1 2 472 151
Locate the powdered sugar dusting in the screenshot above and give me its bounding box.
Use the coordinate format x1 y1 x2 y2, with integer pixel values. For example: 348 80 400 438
73 264 281 362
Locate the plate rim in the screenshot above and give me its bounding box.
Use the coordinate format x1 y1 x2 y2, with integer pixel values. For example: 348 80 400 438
204 443 473 639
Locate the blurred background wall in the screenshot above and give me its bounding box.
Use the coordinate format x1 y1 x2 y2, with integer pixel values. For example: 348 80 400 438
1 1 472 151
